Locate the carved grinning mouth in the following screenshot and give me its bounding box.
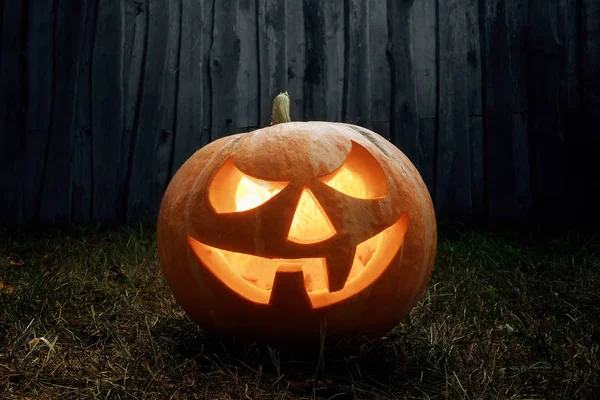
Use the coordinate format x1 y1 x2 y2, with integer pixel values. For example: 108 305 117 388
187 213 410 309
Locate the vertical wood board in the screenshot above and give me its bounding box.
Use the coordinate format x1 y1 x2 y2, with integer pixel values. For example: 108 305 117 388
0 1 25 224
22 3 54 222
258 0 288 126
39 0 88 222
583 0 600 222
409 0 437 193
91 0 125 221
286 0 305 120
126 0 170 220
387 0 419 163
343 0 371 128
209 0 241 138
436 0 472 218
172 0 205 173
527 0 567 220
369 0 391 135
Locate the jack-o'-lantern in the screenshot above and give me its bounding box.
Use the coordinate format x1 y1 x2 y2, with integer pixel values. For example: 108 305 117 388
157 93 436 340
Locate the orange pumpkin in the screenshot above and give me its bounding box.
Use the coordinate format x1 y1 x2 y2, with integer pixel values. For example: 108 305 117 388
157 93 436 339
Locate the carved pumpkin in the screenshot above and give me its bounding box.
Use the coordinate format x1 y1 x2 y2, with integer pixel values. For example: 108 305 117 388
157 93 436 340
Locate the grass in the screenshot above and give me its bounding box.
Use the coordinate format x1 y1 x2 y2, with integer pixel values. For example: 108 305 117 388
1 222 599 399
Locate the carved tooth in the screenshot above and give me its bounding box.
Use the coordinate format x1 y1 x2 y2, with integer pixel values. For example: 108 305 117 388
325 247 356 292
268 263 313 310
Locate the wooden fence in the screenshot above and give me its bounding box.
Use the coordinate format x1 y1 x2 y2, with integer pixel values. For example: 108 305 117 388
1 0 599 226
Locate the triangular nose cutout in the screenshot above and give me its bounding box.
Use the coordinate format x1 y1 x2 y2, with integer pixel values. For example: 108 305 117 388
287 187 336 244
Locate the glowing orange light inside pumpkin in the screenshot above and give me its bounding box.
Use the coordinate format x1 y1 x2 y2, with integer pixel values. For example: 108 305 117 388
287 188 335 244
320 165 368 198
188 213 408 308
226 175 342 291
225 169 378 292
235 177 336 244
235 176 282 211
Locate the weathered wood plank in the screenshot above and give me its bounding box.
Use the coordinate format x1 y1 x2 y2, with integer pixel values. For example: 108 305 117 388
466 0 483 119
286 0 305 121
303 0 327 120
507 0 529 114
558 0 583 219
527 0 566 221
369 0 390 137
154 0 180 205
470 116 484 220
91 0 125 221
172 0 204 173
258 0 287 126
409 0 436 194
22 2 54 222
124 1 146 132
209 0 241 138
560 0 580 117
71 129 93 223
324 2 344 121
202 0 214 133
22 128 50 223
466 0 484 219
122 0 136 104
71 0 98 222
121 0 147 220
236 0 259 131
303 1 344 121
26 2 53 131
39 0 88 222
387 0 419 164
0 0 26 224
583 0 600 223
481 0 526 221
436 0 472 218
507 0 532 219
343 0 371 128
416 118 435 194
126 0 170 220
410 0 436 119
511 112 531 216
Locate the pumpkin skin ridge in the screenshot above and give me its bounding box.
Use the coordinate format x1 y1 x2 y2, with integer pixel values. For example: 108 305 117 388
157 121 437 339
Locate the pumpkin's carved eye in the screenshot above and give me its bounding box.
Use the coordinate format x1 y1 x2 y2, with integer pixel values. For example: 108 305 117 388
317 141 388 199
235 176 287 212
208 157 337 244
208 157 288 214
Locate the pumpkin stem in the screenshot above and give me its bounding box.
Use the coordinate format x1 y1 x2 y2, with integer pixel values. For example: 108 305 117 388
270 92 292 125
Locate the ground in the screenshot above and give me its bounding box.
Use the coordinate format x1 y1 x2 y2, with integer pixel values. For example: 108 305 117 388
1 222 599 399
